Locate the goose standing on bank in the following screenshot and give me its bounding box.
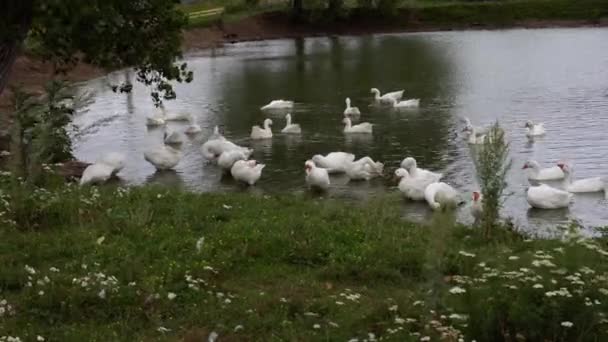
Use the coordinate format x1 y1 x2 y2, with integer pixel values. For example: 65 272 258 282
343 117 373 134
261 100 294 111
281 114 301 134
394 168 433 201
251 118 273 139
305 159 330 191
400 157 442 182
343 98 361 116
80 152 126 186
370 88 404 103
522 160 565 182
311 152 355 174
526 184 572 209
558 162 607 194
424 182 462 210
231 160 265 185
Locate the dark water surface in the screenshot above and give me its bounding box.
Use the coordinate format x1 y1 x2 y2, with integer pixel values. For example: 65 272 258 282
73 28 608 232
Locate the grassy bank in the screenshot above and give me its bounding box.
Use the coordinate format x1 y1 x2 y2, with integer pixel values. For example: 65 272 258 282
1 180 608 340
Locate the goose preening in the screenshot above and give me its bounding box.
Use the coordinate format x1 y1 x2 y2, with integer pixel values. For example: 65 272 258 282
144 144 182 171
471 191 483 223
387 97 420 108
424 182 463 210
311 152 355 174
345 157 384 181
305 160 330 191
394 168 432 201
370 88 404 103
201 138 252 161
185 116 202 135
525 121 546 137
400 157 442 182
343 117 373 134
231 159 265 185
164 129 183 145
80 152 126 186
558 162 607 194
261 100 294 111
526 184 572 209
251 118 273 139
343 98 361 116
218 150 248 171
281 114 301 134
522 160 565 181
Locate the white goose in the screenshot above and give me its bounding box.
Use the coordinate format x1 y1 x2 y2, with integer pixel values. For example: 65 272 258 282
164 129 183 145
311 152 355 174
522 160 565 181
305 160 330 191
400 157 442 182
218 150 248 171
394 168 433 201
231 159 265 185
387 97 420 108
261 100 294 111
558 162 607 194
201 138 252 161
80 163 115 186
185 116 202 135
343 117 373 134
370 88 404 103
281 114 301 134
96 152 126 176
144 144 182 171
462 117 491 136
343 98 361 116
424 182 462 210
526 184 572 209
471 191 483 222
466 127 489 145
251 118 273 139
525 121 546 137
345 157 384 181
146 114 166 127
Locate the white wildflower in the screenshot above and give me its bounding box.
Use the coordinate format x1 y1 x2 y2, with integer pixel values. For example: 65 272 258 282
508 256 519 261
389 304 398 311
128 282 136 286
168 292 177 300
196 237 205 253
561 321 573 328
224 298 231 304
449 313 468 321
413 300 423 306
335 301 345 305
24 265 36 275
449 286 466 294
222 204 232 210
313 324 320 329
458 251 475 258
208 331 218 342
157 327 171 333
98 289 106 299
304 312 319 317
36 336 45 342
394 317 405 324
234 325 244 332
420 336 431 341
280 297 287 303
328 321 339 328
49 267 59 272
96 236 105 245
533 284 544 289
38 290 44 296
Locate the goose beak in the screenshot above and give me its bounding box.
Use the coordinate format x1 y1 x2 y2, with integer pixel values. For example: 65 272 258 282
522 165 529 169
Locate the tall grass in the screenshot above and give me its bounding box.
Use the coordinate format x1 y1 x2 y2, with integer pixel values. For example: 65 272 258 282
472 122 511 238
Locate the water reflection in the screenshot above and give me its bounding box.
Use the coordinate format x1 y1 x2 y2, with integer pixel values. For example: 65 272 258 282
74 28 608 232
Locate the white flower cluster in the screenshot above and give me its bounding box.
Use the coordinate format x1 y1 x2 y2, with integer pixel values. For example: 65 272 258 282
339 289 362 302
72 271 119 298
0 299 15 317
185 272 208 291
0 336 22 342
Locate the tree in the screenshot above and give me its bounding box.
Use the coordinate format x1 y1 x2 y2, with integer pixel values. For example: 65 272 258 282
1 0 192 105
292 0 303 19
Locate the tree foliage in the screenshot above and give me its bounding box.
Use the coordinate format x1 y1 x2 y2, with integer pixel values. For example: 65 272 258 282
1 0 192 105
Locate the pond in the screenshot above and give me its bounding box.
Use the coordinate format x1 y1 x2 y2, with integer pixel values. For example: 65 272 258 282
72 27 608 233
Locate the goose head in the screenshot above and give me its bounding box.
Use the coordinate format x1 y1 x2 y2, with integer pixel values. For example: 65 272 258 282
522 160 540 170
345 97 351 108
304 160 315 175
393 168 409 183
370 88 380 99
311 154 323 165
263 118 273 128
285 113 292 123
400 157 416 171
524 121 534 128
472 191 482 202
557 162 572 176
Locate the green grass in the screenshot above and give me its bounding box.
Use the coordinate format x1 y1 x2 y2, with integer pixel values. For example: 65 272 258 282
1 180 608 340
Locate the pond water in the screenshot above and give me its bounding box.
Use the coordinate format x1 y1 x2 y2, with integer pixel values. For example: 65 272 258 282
73 28 608 233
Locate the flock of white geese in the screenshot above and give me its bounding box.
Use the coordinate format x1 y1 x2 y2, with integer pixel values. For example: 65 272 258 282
80 87 607 216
